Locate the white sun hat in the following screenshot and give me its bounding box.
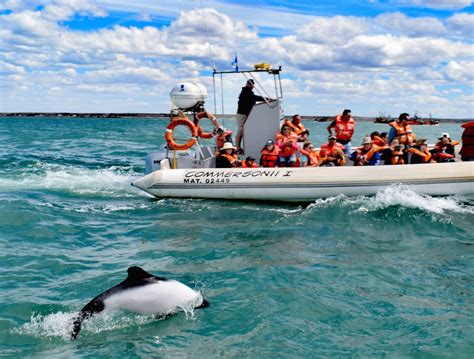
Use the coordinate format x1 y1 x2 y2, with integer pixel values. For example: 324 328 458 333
220 142 236 151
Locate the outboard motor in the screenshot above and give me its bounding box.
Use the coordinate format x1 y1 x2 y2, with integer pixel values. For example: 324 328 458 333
170 83 208 111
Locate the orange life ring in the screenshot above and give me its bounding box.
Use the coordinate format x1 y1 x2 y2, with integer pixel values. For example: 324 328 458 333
195 111 219 139
165 118 198 150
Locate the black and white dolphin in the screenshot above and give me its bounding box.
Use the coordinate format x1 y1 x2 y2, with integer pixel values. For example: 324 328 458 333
70 266 209 340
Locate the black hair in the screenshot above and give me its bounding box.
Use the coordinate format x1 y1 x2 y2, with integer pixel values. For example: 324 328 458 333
399 113 410 121
343 109 351 116
370 131 380 138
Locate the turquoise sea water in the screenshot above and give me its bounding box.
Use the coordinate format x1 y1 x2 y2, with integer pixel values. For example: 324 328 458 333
0 116 473 357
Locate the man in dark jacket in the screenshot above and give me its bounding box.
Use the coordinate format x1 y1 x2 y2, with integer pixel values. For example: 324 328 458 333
235 79 266 153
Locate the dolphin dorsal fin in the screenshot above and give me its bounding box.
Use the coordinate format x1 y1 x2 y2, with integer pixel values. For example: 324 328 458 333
127 266 155 281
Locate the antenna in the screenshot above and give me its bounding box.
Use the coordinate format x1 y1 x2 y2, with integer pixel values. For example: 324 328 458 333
199 1 216 72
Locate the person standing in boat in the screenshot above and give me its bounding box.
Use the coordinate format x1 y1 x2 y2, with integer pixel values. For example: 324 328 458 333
235 79 272 153
387 113 416 148
216 142 240 168
460 121 474 161
327 109 356 154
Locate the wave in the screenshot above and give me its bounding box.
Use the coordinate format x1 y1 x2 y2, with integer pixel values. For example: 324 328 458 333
304 184 473 216
350 185 473 215
0 162 142 197
15 305 199 340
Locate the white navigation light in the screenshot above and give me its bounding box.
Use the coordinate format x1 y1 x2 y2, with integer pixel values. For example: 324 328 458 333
170 83 208 110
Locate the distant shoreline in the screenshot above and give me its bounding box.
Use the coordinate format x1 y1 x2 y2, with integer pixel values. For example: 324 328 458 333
0 112 471 122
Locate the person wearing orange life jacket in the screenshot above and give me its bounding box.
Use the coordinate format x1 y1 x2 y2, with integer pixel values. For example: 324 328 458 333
432 133 457 163
407 139 433 164
370 131 387 147
319 135 346 166
276 124 299 167
460 121 474 161
216 142 240 168
300 142 321 167
327 109 355 154
381 138 405 165
242 156 258 168
350 137 386 166
388 113 416 147
260 140 280 167
215 127 234 151
284 114 307 141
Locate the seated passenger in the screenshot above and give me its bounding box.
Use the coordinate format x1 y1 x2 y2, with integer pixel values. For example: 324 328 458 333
216 142 240 168
300 142 321 167
371 131 387 146
319 135 346 166
350 137 386 166
276 124 299 167
381 138 405 165
432 133 458 163
242 156 258 168
260 140 280 167
407 139 433 164
298 130 310 143
284 114 306 139
215 127 234 151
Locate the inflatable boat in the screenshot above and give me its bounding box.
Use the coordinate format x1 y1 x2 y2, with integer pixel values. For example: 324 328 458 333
132 162 474 201
132 66 474 201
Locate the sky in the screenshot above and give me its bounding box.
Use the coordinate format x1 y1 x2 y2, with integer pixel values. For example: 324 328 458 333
0 0 473 118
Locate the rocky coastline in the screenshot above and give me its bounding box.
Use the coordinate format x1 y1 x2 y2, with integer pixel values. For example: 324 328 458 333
0 112 470 122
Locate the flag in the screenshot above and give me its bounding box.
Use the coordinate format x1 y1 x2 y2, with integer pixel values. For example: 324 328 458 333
231 54 238 72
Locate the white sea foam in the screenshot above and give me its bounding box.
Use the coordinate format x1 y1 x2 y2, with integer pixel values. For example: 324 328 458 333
0 163 141 197
304 185 473 216
350 185 474 215
15 306 198 340
15 311 77 340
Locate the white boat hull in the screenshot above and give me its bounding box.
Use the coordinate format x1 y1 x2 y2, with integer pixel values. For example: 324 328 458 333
132 162 474 201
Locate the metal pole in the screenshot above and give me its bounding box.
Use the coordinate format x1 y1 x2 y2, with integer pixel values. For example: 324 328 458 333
278 73 283 99
273 74 277 99
220 73 225 126
212 72 217 115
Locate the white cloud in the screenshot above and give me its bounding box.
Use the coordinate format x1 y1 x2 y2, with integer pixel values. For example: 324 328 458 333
43 0 107 21
442 60 474 82
446 12 474 38
375 12 447 37
0 0 24 11
398 0 473 9
296 16 370 45
0 60 25 75
0 2 473 117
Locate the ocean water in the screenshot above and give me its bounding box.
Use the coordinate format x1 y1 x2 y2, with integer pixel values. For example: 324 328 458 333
0 116 473 357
